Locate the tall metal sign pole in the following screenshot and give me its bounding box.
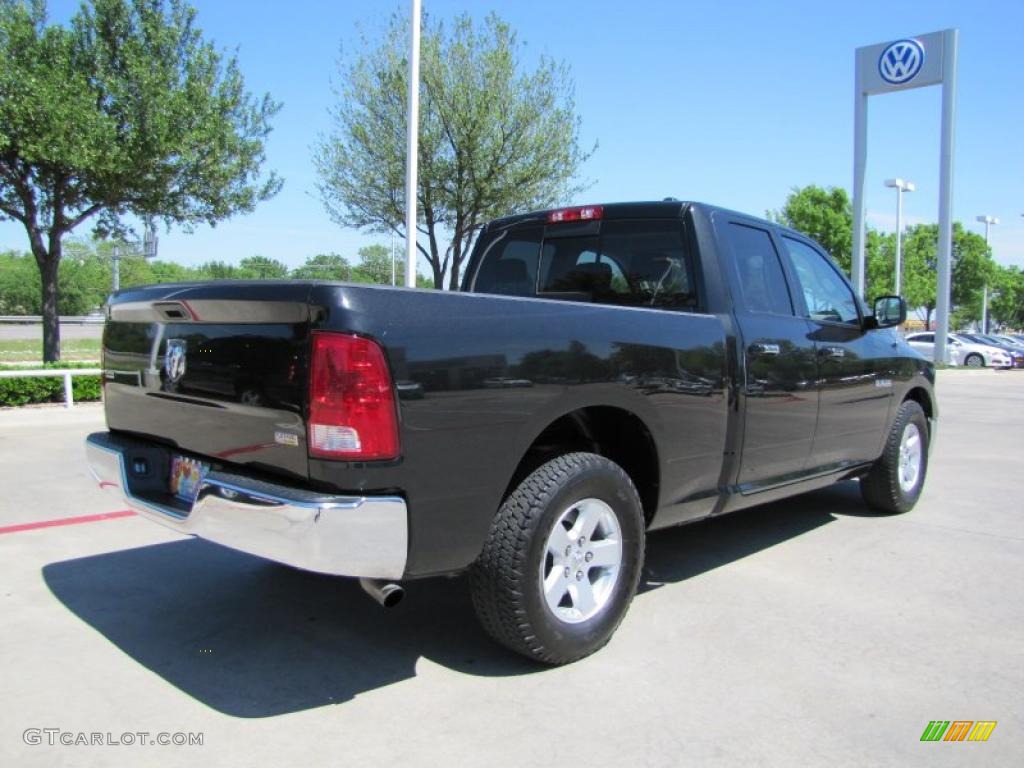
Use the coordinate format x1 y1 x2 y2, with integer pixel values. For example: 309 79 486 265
852 29 958 365
403 0 422 289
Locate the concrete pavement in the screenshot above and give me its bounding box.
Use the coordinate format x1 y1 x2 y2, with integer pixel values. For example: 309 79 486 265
1 371 1021 767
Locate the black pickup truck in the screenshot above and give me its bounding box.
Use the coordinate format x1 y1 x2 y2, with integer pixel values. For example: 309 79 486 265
86 201 936 664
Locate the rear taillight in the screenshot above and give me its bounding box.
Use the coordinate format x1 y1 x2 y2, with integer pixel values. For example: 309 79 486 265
308 332 399 461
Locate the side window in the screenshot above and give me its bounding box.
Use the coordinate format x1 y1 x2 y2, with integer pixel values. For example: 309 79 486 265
782 237 860 325
471 227 542 296
915 334 934 344
725 223 794 315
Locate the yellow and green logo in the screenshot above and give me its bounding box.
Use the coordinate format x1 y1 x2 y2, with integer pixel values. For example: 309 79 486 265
921 721 996 742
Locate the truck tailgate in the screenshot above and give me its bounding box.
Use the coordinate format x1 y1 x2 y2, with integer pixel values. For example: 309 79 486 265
102 282 314 481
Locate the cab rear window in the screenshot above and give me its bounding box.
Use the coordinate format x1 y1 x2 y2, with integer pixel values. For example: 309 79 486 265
471 219 699 312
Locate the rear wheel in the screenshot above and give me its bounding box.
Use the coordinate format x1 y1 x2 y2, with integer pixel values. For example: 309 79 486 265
469 452 645 665
964 353 984 368
861 400 929 514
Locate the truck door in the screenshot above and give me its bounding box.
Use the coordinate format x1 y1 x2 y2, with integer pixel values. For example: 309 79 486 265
722 221 819 489
778 235 892 469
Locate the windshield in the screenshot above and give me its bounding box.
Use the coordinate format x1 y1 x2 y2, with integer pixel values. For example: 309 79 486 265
956 334 984 345
979 335 1010 347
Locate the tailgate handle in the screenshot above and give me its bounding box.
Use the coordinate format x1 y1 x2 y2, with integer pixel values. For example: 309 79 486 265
153 301 195 322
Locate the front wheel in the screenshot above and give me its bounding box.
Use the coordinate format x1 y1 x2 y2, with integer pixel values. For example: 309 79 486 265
964 353 984 368
860 400 929 514
469 452 645 665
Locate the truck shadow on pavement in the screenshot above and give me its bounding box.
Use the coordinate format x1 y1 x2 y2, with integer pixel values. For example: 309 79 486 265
42 481 868 718
639 479 869 593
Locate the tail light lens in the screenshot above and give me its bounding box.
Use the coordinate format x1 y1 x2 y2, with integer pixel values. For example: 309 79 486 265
308 332 399 460
547 205 603 223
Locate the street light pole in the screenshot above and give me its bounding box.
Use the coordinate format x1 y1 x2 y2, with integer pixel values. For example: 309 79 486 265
403 0 421 289
884 178 915 295
110 222 157 294
976 215 999 333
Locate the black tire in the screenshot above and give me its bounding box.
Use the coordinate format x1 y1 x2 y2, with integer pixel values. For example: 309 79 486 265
860 400 929 514
469 452 645 665
964 353 984 368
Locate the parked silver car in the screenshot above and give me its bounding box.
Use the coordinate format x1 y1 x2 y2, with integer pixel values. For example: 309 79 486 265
904 332 1011 368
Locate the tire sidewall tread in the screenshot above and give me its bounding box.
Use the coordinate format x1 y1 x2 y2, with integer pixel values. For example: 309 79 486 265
861 400 929 514
469 452 645 665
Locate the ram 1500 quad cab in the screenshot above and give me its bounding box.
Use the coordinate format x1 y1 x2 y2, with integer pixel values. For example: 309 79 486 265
86 201 935 664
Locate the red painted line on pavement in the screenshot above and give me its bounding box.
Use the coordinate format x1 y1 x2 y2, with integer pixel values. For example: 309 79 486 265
0 509 136 535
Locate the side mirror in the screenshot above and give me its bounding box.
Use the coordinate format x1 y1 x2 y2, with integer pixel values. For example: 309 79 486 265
870 295 906 328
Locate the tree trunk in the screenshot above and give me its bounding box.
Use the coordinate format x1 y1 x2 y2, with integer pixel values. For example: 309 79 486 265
426 225 444 289
39 250 62 363
27 228 62 363
447 238 463 292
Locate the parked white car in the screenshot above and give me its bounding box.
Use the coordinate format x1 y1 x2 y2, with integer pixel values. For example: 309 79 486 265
904 332 1012 368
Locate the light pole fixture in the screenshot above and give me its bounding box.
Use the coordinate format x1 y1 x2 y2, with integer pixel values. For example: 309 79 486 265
110 222 158 293
884 178 915 295
976 215 999 333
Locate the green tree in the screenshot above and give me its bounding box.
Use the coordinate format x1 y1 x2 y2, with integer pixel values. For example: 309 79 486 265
989 265 1024 329
900 222 994 329
0 0 280 360
239 255 289 279
315 12 593 290
770 185 853 271
149 259 198 283
0 249 40 313
291 253 352 281
352 244 398 284
770 185 892 300
194 260 245 280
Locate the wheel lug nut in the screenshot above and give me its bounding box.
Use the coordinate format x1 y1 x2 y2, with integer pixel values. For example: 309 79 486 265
565 546 572 557
585 552 593 562
578 537 586 546
564 566 570 578
575 570 583 581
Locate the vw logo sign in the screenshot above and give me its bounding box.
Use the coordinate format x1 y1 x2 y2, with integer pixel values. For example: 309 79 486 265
164 338 187 384
878 39 924 85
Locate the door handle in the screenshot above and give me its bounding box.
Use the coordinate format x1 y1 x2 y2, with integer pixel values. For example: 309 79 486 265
749 343 780 356
819 346 845 359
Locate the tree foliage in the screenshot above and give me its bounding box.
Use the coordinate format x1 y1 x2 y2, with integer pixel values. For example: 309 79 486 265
770 185 891 300
355 244 398 284
770 186 1013 329
315 11 593 290
1 239 434 314
989 266 1024 329
0 0 281 360
290 253 352 281
771 185 853 271
899 223 994 328
238 255 289 278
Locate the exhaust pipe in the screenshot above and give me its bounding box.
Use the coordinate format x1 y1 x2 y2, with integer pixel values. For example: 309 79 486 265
359 578 404 608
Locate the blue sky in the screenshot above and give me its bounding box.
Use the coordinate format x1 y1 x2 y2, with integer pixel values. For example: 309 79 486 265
1 0 1022 274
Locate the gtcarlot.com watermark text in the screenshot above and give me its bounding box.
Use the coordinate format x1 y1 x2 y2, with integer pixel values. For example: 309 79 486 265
23 729 203 747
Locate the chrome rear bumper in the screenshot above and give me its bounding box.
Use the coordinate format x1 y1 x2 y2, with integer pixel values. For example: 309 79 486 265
85 432 407 579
